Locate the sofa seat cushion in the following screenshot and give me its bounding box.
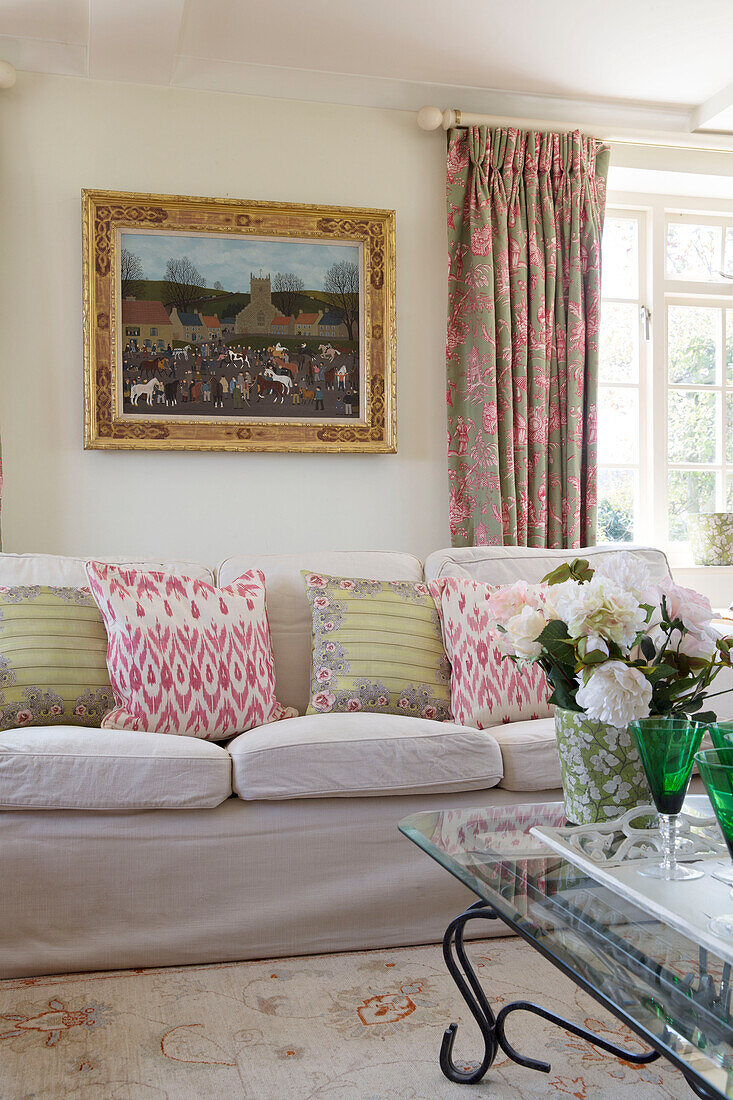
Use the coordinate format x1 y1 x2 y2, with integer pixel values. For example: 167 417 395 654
228 712 503 799
487 717 561 792
0 727 232 810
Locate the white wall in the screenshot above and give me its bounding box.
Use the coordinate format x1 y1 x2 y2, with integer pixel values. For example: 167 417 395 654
0 73 450 567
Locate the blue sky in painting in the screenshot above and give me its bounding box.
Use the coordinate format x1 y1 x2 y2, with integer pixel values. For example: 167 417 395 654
121 231 359 291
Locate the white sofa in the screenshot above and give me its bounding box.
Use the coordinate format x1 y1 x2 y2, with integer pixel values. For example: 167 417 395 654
0 543 710 979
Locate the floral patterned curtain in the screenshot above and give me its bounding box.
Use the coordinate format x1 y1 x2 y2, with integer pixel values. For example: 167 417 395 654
446 126 610 548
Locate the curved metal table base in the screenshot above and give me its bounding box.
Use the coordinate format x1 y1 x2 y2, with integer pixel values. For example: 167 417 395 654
439 900 721 1097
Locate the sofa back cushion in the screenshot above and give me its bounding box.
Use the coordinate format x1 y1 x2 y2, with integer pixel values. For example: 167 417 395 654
424 544 671 586
0 554 214 587
217 553 424 714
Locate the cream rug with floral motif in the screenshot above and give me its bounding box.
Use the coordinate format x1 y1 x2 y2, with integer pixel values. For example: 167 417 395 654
0 938 688 1099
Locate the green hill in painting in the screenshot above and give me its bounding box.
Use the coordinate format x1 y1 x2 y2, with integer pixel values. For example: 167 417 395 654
131 281 342 322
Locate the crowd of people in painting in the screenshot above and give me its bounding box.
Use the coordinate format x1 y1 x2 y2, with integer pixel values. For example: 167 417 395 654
122 338 360 419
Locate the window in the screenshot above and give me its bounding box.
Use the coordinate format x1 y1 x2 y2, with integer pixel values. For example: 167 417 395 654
597 213 646 544
597 200 733 560
151 327 157 337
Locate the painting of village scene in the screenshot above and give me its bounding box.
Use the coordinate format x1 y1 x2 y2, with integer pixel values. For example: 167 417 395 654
119 231 361 421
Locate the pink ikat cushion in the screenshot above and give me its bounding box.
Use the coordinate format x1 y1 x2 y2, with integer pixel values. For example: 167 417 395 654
428 576 552 728
85 561 293 739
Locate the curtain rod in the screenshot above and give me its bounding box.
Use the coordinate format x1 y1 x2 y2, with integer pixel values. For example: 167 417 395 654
417 106 733 155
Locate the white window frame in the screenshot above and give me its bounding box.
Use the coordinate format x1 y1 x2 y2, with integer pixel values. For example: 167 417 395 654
598 208 651 545
601 191 733 563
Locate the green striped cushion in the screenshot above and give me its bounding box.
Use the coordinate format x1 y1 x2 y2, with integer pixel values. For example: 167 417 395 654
0 586 114 729
303 572 451 720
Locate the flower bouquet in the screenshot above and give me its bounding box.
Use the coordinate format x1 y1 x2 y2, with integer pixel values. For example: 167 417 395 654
485 552 733 822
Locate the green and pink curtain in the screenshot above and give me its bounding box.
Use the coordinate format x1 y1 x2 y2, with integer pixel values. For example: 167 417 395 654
446 126 610 548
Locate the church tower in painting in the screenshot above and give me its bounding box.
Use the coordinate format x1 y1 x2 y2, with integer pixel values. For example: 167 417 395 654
235 273 278 335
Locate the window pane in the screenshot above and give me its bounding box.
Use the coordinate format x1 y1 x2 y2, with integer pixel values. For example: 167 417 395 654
667 389 718 464
727 474 733 511
728 309 733 385
666 221 722 281
668 470 717 542
598 387 639 463
725 227 733 278
601 217 638 298
597 468 635 542
599 302 638 383
728 393 733 465
667 305 719 385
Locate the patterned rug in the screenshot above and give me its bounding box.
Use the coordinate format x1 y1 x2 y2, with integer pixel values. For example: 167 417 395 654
0 938 687 1099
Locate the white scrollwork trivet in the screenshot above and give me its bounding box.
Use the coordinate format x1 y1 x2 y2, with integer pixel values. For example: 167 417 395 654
540 805 725 867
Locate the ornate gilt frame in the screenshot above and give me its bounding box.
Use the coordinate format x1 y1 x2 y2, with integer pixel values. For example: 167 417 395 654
82 189 396 452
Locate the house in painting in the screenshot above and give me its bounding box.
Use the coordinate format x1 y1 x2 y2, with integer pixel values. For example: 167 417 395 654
318 310 349 339
169 308 205 343
235 274 279 335
121 299 173 350
294 310 323 336
221 314 237 335
271 315 295 336
202 314 222 340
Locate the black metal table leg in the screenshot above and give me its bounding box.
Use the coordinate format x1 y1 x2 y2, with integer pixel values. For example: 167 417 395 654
440 901 661 1085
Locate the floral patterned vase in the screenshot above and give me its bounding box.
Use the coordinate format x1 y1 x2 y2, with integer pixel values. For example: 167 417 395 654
689 513 733 566
554 708 652 825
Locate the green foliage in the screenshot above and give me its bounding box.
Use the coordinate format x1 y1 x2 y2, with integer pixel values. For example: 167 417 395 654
542 558 594 586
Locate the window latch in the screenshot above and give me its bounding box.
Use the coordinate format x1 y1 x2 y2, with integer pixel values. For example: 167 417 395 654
640 305 652 340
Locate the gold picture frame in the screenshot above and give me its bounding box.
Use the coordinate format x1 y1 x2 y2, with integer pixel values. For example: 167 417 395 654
82 189 396 452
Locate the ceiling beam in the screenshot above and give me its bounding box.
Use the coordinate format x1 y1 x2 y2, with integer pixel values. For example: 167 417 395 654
88 0 187 86
693 82 733 132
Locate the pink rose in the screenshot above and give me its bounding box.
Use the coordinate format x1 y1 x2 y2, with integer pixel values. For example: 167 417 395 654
346 698 361 712
313 596 330 610
75 704 87 715
312 691 336 712
16 710 32 724
339 580 355 590
377 694 388 706
414 583 428 596
306 574 328 588
325 641 336 652
397 698 410 710
323 621 335 632
422 705 437 720
50 705 62 715
315 667 332 684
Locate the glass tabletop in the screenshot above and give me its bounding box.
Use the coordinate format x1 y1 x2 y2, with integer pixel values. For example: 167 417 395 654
399 799 733 1099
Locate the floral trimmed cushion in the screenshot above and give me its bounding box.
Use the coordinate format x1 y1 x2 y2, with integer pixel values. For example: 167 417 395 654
303 572 451 720
0 586 114 730
429 576 552 728
85 562 293 739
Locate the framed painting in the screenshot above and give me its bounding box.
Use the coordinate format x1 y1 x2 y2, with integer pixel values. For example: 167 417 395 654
82 189 396 452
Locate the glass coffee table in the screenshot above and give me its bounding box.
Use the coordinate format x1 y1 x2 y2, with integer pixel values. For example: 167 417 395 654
399 801 733 1099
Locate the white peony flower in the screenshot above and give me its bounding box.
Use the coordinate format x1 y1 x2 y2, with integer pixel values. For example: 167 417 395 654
575 661 653 726
498 605 546 660
594 551 652 597
546 575 647 651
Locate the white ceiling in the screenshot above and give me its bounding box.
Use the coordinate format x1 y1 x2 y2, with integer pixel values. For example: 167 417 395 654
1 0 733 132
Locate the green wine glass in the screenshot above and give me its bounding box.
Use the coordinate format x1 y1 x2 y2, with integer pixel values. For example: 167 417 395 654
629 717 705 881
695 747 733 937
703 725 733 885
707 721 733 751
